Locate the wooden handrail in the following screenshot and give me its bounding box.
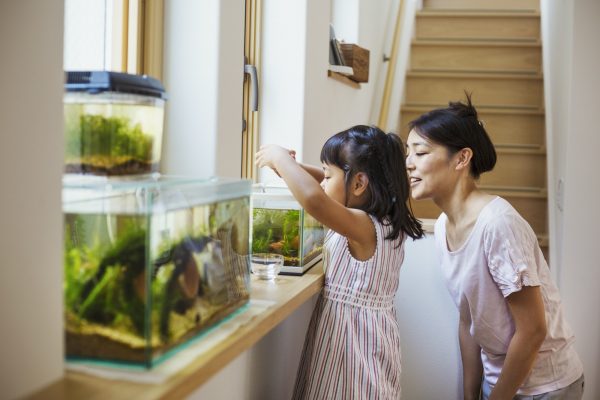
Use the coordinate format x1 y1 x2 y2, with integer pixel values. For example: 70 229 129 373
377 0 405 130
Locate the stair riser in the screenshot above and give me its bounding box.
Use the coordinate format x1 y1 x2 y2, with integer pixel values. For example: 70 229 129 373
409 196 547 233
400 110 545 147
423 0 539 11
416 16 540 40
480 152 546 187
405 76 544 108
411 44 541 73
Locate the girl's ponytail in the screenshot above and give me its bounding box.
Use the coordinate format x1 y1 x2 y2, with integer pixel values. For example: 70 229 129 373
378 132 424 241
321 125 424 242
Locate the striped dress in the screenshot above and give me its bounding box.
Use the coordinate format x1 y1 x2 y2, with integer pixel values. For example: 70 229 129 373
292 215 405 400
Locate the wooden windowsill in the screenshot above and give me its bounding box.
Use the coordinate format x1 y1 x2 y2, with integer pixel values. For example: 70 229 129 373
27 263 325 400
327 70 361 89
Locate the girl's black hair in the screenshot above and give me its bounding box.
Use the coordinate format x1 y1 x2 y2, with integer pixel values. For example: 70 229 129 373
320 125 424 241
408 93 496 179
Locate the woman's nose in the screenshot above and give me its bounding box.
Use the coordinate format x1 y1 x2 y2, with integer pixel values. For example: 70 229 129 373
405 154 414 170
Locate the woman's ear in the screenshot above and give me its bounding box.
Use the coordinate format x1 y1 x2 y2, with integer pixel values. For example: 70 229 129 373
454 148 473 172
351 172 370 196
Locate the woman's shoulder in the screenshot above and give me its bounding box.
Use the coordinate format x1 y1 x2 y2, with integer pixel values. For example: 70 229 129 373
480 196 537 242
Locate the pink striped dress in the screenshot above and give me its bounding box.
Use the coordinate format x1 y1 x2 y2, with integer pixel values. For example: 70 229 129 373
292 215 405 400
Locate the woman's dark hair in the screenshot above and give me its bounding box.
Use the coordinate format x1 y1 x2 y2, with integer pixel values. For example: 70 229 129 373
408 93 496 179
320 125 424 241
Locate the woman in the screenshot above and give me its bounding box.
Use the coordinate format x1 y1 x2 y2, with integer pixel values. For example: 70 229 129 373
405 95 584 400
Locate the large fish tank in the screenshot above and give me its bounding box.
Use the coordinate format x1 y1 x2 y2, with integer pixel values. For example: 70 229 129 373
64 71 166 176
63 175 251 368
252 185 324 275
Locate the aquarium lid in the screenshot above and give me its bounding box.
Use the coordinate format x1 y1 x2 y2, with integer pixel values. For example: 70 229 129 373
252 184 301 209
65 71 167 99
62 174 251 214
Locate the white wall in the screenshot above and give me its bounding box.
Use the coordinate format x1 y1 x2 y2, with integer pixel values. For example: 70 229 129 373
542 0 600 398
541 0 573 285
162 0 245 179
396 235 462 399
558 0 600 397
258 0 308 183
259 0 395 184
188 297 317 400
0 1 65 399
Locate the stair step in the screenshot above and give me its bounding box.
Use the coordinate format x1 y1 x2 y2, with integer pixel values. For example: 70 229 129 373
416 12 540 41
409 186 547 233
495 144 546 154
480 148 546 187
405 72 544 109
411 40 541 73
423 0 539 12
400 106 545 147
418 11 541 17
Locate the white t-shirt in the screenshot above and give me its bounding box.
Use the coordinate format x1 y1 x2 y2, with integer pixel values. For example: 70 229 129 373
434 196 583 395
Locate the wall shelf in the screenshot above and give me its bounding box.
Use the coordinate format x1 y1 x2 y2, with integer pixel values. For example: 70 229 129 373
327 70 361 89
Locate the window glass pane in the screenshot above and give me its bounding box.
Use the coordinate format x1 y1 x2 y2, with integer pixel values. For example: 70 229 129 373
63 0 107 70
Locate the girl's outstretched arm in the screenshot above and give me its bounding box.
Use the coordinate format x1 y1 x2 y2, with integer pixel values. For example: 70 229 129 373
488 286 546 400
256 144 375 252
273 149 324 182
298 162 324 183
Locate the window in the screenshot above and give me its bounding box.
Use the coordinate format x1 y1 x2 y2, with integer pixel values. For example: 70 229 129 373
63 0 163 79
242 0 261 179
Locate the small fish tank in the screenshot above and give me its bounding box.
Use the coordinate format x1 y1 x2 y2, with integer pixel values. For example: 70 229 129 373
63 175 251 368
252 185 325 275
64 71 166 176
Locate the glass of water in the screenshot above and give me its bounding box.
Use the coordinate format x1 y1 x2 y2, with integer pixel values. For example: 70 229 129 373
251 253 284 280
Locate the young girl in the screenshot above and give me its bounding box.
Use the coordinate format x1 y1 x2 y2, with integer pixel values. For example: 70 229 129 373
256 125 423 399
405 95 584 400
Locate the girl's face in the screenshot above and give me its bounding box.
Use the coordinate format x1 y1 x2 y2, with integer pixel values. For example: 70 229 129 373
321 163 347 205
405 129 457 201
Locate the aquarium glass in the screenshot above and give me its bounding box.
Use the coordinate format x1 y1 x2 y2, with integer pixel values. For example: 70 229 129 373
63 176 251 368
64 92 165 176
252 185 324 274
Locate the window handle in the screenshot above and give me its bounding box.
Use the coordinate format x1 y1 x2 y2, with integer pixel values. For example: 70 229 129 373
244 63 259 112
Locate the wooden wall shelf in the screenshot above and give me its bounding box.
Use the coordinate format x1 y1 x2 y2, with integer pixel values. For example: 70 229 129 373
327 70 361 89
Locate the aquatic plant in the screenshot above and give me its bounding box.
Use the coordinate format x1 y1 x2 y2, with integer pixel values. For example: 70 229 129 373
252 208 300 257
65 113 154 163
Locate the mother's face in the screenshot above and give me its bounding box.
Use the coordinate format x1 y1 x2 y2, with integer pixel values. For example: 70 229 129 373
405 129 458 201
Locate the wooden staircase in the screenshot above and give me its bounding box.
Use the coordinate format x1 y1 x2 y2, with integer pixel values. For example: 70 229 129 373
399 0 548 257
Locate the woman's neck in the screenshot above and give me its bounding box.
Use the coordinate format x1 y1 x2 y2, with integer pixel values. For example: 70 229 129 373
434 179 492 227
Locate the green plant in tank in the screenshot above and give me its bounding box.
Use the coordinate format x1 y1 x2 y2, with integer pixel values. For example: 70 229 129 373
74 224 148 334
252 208 300 257
65 114 154 162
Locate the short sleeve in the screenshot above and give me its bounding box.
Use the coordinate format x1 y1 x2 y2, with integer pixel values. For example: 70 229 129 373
483 213 541 297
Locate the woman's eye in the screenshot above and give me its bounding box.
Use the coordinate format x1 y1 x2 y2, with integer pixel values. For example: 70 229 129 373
416 152 426 156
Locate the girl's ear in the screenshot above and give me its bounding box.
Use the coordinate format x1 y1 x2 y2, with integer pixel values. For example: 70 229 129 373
454 148 473 172
351 172 370 196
